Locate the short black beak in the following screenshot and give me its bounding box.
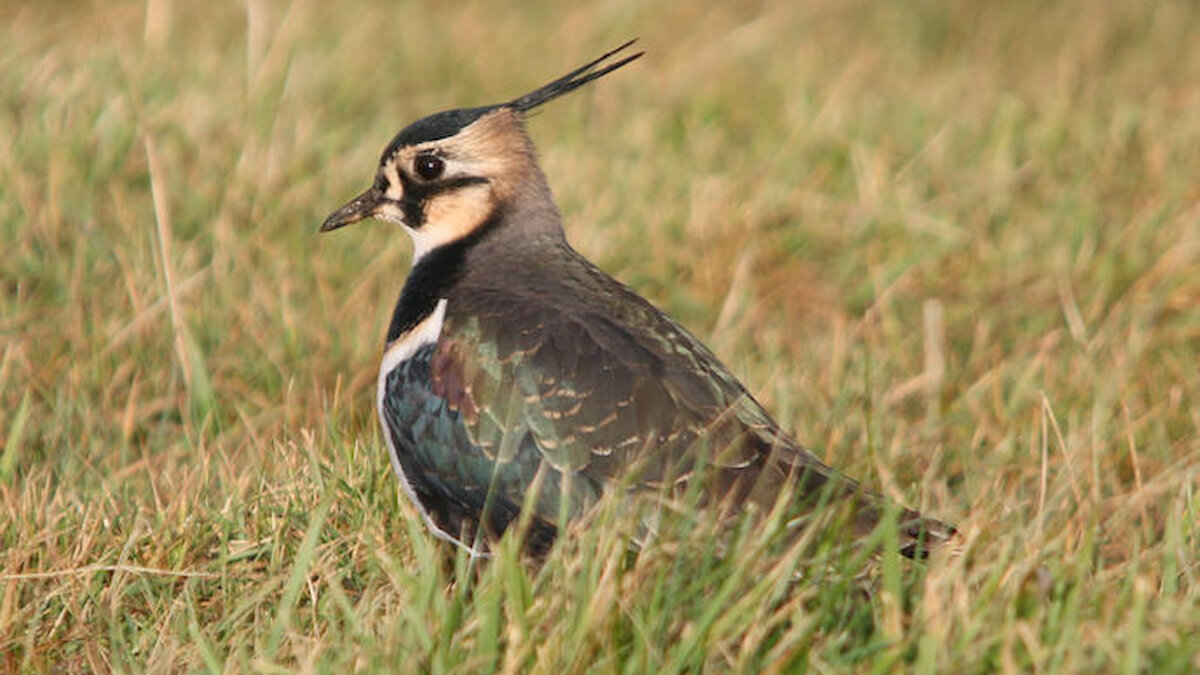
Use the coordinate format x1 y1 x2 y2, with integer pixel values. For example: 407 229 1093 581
320 187 380 233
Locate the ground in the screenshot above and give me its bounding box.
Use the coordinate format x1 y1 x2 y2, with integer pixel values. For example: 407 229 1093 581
2 0 1198 672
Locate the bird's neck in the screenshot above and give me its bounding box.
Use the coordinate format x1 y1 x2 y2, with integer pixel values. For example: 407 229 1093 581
387 213 496 344
387 197 566 344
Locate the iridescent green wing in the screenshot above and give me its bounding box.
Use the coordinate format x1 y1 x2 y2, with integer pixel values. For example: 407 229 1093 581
433 290 844 512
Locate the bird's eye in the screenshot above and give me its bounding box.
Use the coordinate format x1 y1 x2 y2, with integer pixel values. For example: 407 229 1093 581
414 154 445 181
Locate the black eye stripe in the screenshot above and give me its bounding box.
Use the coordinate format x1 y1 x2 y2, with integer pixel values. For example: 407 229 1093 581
399 173 489 198
389 174 490 230
424 175 489 195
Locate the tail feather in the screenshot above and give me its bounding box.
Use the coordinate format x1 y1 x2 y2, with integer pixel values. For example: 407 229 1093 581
897 508 958 559
743 451 958 560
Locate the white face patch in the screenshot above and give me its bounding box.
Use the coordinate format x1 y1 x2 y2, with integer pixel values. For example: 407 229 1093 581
375 299 486 557
373 109 534 263
381 162 403 201
410 183 494 261
374 170 495 264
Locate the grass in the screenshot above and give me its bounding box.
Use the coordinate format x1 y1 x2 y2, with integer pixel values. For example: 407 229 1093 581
2 0 1198 672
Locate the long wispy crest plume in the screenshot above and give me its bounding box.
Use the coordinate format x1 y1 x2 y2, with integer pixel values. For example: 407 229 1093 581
508 39 643 113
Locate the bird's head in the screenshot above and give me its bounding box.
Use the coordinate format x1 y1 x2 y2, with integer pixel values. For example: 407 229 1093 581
320 40 643 257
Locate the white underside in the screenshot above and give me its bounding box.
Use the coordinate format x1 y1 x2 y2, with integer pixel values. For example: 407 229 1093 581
376 298 486 557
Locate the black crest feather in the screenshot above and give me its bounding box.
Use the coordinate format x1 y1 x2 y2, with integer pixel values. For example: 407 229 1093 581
508 39 643 113
379 41 642 161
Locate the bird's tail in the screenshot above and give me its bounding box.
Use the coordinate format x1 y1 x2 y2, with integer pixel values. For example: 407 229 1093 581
893 506 958 559
736 452 958 560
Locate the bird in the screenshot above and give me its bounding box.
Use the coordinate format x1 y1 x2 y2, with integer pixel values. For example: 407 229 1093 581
320 40 955 559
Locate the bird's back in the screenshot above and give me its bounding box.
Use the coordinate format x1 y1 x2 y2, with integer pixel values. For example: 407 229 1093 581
437 235 857 516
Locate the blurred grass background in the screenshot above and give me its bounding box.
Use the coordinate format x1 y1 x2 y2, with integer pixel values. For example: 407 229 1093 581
2 0 1198 672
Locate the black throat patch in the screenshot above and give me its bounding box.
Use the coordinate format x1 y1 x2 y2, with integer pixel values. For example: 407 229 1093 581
386 209 503 343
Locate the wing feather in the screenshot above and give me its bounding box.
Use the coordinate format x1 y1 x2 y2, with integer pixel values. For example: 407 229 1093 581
438 274 849 511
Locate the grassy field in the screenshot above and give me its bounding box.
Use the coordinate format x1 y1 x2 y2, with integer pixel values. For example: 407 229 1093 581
3 0 1199 672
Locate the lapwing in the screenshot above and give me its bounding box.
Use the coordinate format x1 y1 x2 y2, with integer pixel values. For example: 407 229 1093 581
321 41 955 559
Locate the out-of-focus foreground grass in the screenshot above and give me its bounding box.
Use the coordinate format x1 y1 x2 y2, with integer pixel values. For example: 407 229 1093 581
2 0 1198 672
